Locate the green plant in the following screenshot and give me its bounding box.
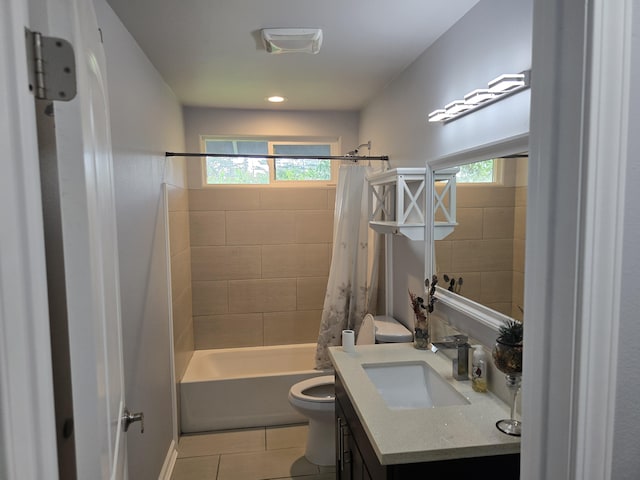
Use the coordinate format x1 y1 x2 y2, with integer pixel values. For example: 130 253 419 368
497 319 523 345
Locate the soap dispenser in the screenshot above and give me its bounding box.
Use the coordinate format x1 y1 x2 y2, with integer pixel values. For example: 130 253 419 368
472 345 488 392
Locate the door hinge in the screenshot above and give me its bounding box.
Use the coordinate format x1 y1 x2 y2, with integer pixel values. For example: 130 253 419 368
25 28 77 101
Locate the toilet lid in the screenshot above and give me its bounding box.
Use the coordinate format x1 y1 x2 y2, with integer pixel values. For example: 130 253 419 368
374 315 413 342
289 375 335 403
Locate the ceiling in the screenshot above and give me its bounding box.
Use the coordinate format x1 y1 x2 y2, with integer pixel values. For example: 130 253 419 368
105 0 480 111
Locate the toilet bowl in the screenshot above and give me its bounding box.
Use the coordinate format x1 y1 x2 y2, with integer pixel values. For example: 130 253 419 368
287 375 335 465
287 314 412 465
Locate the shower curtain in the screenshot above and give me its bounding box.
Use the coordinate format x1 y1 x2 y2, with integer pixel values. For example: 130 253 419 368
315 164 379 370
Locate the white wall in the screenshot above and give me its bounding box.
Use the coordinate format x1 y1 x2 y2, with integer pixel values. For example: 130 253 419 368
359 0 532 327
94 1 186 479
613 1 640 476
183 107 359 187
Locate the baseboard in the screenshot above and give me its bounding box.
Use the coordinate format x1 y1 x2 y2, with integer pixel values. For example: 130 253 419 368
157 439 178 480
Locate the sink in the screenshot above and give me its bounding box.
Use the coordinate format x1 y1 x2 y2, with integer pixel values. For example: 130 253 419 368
363 361 470 410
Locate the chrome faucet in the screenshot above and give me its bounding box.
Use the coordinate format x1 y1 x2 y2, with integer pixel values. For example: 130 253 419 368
431 334 471 381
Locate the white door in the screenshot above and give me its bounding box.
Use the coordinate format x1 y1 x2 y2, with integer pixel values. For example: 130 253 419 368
30 0 128 478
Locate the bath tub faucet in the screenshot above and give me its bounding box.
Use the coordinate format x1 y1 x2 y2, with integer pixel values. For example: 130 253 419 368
431 334 471 381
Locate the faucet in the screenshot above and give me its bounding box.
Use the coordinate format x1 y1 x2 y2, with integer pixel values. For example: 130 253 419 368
431 334 471 381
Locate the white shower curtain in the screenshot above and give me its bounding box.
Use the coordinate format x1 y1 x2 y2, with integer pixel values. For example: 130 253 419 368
315 164 378 370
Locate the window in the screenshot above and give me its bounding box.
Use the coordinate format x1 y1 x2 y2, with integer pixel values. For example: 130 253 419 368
456 159 495 183
203 137 338 185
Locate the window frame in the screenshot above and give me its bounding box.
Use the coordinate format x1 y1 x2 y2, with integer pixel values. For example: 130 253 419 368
200 135 341 187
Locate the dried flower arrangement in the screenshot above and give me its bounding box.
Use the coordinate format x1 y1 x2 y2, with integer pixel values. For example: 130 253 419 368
409 276 440 349
442 274 464 294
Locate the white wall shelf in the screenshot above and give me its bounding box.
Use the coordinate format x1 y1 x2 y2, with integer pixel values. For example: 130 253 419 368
367 167 458 241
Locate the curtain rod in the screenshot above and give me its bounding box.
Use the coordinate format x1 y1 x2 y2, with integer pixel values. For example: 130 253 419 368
165 152 389 162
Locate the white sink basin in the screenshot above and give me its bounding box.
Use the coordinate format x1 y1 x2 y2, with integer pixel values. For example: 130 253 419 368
363 361 470 410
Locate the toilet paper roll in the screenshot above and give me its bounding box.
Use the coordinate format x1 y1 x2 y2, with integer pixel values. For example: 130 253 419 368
342 330 355 353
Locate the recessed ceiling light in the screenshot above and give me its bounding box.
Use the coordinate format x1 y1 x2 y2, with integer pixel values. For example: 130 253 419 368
267 96 286 103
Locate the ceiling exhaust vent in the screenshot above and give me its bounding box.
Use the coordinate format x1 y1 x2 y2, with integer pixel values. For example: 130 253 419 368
261 28 323 54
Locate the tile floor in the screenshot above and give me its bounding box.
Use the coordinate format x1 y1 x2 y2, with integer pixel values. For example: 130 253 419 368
171 424 336 480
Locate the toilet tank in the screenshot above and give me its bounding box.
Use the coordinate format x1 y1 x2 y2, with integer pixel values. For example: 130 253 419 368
373 315 413 343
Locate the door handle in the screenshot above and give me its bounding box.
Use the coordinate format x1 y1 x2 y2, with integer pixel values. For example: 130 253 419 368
122 408 144 433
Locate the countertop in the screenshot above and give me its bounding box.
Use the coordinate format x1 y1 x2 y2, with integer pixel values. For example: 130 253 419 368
328 343 520 465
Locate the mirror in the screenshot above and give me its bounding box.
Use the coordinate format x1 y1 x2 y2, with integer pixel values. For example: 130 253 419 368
434 155 527 321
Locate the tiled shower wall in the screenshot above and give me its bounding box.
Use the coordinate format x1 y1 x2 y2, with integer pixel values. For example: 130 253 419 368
435 183 524 317
168 185 194 381
188 187 336 349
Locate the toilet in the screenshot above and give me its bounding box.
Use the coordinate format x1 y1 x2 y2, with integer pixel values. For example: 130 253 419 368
287 314 412 465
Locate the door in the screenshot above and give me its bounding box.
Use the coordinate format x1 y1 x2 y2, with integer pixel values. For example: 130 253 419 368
30 0 128 478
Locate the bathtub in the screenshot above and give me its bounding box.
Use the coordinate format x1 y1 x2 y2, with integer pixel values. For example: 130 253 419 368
180 343 331 433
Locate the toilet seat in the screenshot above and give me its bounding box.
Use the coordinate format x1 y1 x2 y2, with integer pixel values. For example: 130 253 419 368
288 375 335 403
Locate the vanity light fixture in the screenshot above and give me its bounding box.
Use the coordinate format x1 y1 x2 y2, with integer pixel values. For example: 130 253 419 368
428 69 531 123
463 89 495 105
488 73 526 92
266 95 287 103
428 109 452 122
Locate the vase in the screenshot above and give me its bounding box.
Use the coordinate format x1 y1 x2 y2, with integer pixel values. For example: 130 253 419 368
492 339 523 436
414 317 430 350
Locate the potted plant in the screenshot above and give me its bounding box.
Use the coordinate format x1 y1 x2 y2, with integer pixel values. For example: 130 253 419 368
492 318 523 436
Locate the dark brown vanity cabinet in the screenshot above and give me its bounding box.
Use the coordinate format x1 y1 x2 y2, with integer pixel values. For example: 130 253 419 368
335 373 520 480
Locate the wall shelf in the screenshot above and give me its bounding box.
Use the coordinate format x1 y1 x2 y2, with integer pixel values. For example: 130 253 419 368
367 167 458 241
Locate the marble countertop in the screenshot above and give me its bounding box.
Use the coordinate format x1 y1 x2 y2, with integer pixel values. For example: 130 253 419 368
328 343 520 465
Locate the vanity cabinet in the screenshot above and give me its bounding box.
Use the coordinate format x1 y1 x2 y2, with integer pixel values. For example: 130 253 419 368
335 373 520 480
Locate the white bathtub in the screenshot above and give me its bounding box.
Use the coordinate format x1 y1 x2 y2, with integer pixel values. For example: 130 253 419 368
180 343 331 433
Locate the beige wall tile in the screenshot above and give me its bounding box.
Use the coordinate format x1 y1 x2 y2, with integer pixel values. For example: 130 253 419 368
189 188 260 211
260 188 328 210
297 277 328 310
266 424 308 450
451 239 514 272
178 428 265 457
485 302 512 317
173 286 194 339
434 241 453 276
295 211 333 244
447 208 483 240
190 211 226 246
483 207 515 239
229 279 297 313
512 271 525 309
169 211 191 257
174 324 194 383
480 271 513 303
327 187 336 210
457 185 516 208
192 280 228 316
447 272 481 303
515 185 528 207
262 244 330 278
514 206 527 240
191 246 261 281
263 310 322 345
193 313 263 349
171 248 192 300
513 238 526 273
226 211 296 245
168 185 189 212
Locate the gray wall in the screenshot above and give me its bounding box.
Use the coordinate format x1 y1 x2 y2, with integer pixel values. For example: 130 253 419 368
95 1 187 479
359 0 533 327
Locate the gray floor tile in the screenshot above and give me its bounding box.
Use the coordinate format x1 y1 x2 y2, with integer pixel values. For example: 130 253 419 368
217 447 319 480
266 424 308 450
178 428 266 458
171 455 219 480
